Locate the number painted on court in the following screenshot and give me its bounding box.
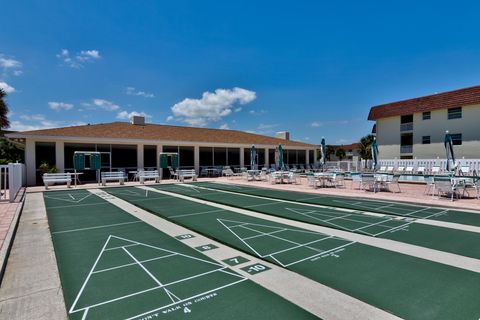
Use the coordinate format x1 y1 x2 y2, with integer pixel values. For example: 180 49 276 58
222 256 250 266
241 263 271 275
175 233 195 240
195 244 219 252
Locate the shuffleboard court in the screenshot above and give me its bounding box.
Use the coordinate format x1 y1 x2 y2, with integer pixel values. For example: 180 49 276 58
194 181 480 227
43 190 318 320
105 186 480 320
153 184 480 260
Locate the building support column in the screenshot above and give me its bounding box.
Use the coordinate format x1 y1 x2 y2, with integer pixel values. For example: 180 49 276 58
55 141 65 173
305 150 310 165
194 146 200 174
25 139 36 186
137 143 144 170
157 144 163 179
240 147 245 168
264 148 269 167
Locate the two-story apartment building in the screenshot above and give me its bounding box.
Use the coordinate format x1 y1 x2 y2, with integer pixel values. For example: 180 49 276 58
368 85 480 159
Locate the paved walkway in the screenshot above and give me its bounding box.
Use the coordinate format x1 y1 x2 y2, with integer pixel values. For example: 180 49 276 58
27 177 480 211
0 193 67 320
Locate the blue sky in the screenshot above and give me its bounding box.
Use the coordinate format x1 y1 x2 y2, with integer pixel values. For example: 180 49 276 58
1 0 480 145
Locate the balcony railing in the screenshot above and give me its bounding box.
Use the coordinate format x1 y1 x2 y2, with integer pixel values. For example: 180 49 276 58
400 122 413 131
400 145 413 153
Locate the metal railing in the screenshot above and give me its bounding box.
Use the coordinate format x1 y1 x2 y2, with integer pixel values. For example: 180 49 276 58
400 145 413 153
400 122 413 131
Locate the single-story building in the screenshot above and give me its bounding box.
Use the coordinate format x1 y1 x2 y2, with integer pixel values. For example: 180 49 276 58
7 116 318 186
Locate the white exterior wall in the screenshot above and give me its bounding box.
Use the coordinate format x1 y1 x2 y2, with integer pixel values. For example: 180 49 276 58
375 103 480 159
376 116 401 158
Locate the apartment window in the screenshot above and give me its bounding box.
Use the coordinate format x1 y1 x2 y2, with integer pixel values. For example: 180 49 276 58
451 133 462 145
422 111 431 120
422 136 431 144
448 107 462 119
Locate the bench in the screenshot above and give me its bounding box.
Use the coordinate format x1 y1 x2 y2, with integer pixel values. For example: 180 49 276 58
43 173 72 190
101 171 126 186
138 170 160 184
178 169 198 182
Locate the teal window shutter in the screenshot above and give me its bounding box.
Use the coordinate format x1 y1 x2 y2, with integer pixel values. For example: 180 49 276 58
74 153 85 170
159 154 168 168
172 154 179 169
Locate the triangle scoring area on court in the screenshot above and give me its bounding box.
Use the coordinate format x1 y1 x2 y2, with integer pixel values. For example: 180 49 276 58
68 235 238 319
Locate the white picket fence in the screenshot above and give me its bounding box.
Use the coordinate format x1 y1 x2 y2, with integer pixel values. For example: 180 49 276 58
326 159 480 175
0 163 26 202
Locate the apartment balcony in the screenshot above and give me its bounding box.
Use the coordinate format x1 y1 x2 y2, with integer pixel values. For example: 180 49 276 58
400 122 413 132
400 145 413 153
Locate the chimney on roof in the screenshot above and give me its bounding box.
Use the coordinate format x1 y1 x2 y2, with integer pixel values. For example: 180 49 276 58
130 115 145 125
276 131 290 140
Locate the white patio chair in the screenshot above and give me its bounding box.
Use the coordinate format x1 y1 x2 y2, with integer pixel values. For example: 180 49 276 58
433 176 459 201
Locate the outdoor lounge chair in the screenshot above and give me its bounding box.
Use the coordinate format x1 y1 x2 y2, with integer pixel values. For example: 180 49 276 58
405 166 414 173
416 166 425 174
396 166 405 173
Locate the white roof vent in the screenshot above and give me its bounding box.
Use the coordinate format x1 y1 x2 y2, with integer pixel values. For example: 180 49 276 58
130 115 145 125
275 131 290 140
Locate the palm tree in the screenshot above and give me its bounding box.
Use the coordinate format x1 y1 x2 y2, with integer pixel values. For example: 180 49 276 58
357 134 375 160
0 89 10 129
325 145 335 161
335 148 346 160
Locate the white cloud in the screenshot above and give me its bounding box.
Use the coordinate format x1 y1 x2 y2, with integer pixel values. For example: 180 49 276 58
311 118 362 128
91 99 120 111
0 81 15 93
116 110 151 120
10 117 86 131
20 114 46 121
77 50 101 61
57 49 101 68
166 115 174 122
170 87 256 126
257 123 278 130
249 109 267 116
125 86 155 98
48 101 74 111
219 123 229 130
0 57 21 69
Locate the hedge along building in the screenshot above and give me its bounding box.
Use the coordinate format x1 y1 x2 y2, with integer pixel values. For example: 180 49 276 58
7 116 317 185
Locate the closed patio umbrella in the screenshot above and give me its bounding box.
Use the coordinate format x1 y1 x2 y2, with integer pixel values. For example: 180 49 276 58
444 131 455 172
371 137 379 171
320 137 326 168
250 145 257 170
276 144 284 170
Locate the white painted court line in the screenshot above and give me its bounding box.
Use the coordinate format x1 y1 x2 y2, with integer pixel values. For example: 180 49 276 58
104 243 139 251
92 253 178 274
52 221 142 235
123 278 248 320
123 247 178 304
242 228 288 240
283 242 356 267
70 232 248 316
44 193 93 204
69 235 113 314
169 208 226 219
46 202 109 210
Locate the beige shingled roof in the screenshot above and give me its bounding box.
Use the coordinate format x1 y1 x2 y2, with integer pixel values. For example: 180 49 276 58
9 121 315 147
